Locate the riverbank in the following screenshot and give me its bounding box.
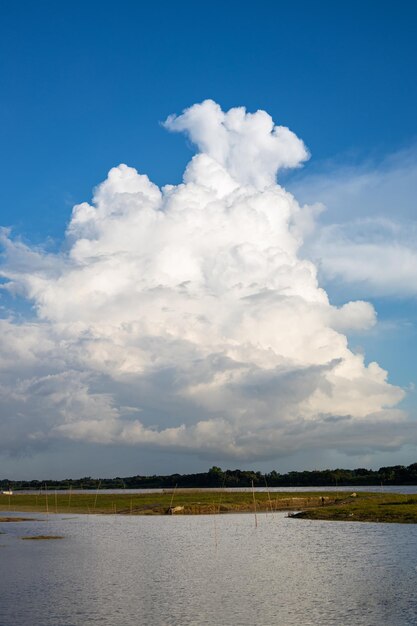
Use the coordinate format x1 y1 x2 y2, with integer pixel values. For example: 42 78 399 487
0 489 338 515
292 492 417 523
2 490 417 522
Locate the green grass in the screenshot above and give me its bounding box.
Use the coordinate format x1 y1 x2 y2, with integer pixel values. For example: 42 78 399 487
292 493 417 523
1 490 338 516
3 490 416 522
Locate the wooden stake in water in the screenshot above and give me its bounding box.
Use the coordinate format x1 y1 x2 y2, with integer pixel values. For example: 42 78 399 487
251 480 258 528
45 483 49 520
68 485 72 511
169 484 178 511
213 502 218 552
264 476 274 516
217 475 227 514
55 490 58 514
93 480 101 513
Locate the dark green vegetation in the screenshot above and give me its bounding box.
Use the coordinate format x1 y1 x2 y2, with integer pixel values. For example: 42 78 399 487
1 490 335 515
293 493 417 524
2 463 417 491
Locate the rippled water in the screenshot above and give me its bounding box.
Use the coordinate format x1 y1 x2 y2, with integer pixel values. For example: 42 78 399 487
1 511 417 625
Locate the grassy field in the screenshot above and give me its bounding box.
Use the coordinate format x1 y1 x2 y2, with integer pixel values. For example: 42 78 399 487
0 489 338 516
2 490 417 522
292 492 417 523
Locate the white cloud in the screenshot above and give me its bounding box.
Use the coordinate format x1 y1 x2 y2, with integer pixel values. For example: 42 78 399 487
164 99 309 189
0 101 409 461
289 147 417 297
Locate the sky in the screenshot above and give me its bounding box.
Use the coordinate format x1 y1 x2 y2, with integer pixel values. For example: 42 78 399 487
0 0 417 479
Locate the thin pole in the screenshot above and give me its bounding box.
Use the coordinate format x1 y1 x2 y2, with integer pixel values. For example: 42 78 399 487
45 483 49 519
252 480 258 528
94 480 101 512
217 475 227 513
169 484 178 510
213 502 218 552
264 476 274 516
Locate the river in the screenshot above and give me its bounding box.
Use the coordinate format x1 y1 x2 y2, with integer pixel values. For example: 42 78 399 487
1 510 417 625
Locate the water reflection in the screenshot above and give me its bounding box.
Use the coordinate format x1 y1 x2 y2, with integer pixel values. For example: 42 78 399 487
1 512 417 625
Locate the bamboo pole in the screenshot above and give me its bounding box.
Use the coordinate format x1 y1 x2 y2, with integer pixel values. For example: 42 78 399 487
251 480 258 528
93 480 101 513
169 484 178 511
264 476 274 516
45 483 49 519
213 502 218 552
217 475 227 514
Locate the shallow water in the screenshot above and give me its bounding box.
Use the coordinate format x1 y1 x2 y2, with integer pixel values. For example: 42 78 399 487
1 511 417 625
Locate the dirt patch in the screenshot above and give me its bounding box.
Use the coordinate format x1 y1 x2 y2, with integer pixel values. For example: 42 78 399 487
0 517 40 523
21 535 64 541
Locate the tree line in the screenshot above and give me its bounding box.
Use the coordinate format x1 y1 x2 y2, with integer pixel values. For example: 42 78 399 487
2 462 417 490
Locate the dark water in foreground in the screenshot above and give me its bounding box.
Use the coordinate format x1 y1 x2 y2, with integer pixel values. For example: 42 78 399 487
1 511 417 626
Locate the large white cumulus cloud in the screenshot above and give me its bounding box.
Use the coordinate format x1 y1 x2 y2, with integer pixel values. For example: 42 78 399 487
164 99 309 188
0 100 408 460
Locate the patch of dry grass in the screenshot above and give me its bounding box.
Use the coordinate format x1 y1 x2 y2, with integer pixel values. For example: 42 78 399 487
292 493 417 523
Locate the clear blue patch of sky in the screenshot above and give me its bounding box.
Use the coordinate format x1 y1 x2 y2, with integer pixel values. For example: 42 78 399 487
347 297 417 418
1 0 416 241
327 280 417 394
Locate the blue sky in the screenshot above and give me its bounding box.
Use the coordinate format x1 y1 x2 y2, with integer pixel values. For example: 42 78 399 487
1 1 416 239
0 1 416 478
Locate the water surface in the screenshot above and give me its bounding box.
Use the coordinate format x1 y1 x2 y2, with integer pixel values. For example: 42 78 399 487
1 511 417 625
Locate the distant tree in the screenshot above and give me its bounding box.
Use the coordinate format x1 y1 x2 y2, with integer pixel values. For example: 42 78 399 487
208 466 224 486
